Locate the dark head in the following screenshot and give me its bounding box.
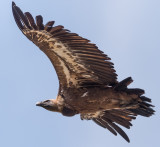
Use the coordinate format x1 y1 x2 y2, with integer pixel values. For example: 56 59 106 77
36 99 62 112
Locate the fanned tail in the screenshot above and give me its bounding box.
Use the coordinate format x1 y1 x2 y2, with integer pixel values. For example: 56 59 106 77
114 77 155 117
129 96 155 117
91 77 155 142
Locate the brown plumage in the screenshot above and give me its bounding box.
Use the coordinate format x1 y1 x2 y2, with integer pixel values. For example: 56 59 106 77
12 2 155 143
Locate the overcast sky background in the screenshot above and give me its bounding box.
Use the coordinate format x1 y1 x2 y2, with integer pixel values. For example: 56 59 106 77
0 0 159 147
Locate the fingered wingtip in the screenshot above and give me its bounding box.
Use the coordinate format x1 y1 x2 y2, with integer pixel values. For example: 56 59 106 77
12 1 16 7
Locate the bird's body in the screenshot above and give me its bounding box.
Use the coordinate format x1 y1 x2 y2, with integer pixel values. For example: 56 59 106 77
59 87 137 114
12 2 155 142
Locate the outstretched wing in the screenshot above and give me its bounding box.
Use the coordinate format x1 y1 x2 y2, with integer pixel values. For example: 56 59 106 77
81 109 137 142
12 2 117 88
81 94 155 143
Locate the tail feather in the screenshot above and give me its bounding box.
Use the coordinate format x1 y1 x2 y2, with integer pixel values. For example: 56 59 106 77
125 88 145 96
115 77 155 117
114 77 133 91
82 79 154 142
140 96 152 102
129 96 155 117
114 77 145 96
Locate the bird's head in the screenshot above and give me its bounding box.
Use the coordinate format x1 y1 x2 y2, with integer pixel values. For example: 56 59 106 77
36 99 61 112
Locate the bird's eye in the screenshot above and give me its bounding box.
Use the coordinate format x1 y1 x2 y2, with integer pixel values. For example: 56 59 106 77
44 100 50 103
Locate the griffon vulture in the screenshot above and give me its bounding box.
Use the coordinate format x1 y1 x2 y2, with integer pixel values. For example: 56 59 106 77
12 2 155 142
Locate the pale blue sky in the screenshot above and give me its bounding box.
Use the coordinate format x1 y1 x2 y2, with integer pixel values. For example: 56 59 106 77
0 0 159 147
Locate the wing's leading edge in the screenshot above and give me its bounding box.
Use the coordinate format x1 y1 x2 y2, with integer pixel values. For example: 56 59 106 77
12 2 117 88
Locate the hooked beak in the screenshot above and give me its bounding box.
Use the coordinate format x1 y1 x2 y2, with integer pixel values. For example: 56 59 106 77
36 101 42 106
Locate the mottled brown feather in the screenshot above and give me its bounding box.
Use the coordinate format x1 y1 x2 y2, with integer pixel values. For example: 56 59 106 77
12 3 117 88
12 3 155 143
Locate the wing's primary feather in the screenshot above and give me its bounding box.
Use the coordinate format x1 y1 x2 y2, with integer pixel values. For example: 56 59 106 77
93 118 118 136
12 2 155 143
12 2 117 88
81 93 154 143
25 12 37 30
81 110 133 142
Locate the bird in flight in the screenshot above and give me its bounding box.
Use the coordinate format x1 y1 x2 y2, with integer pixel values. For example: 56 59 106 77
12 2 155 142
